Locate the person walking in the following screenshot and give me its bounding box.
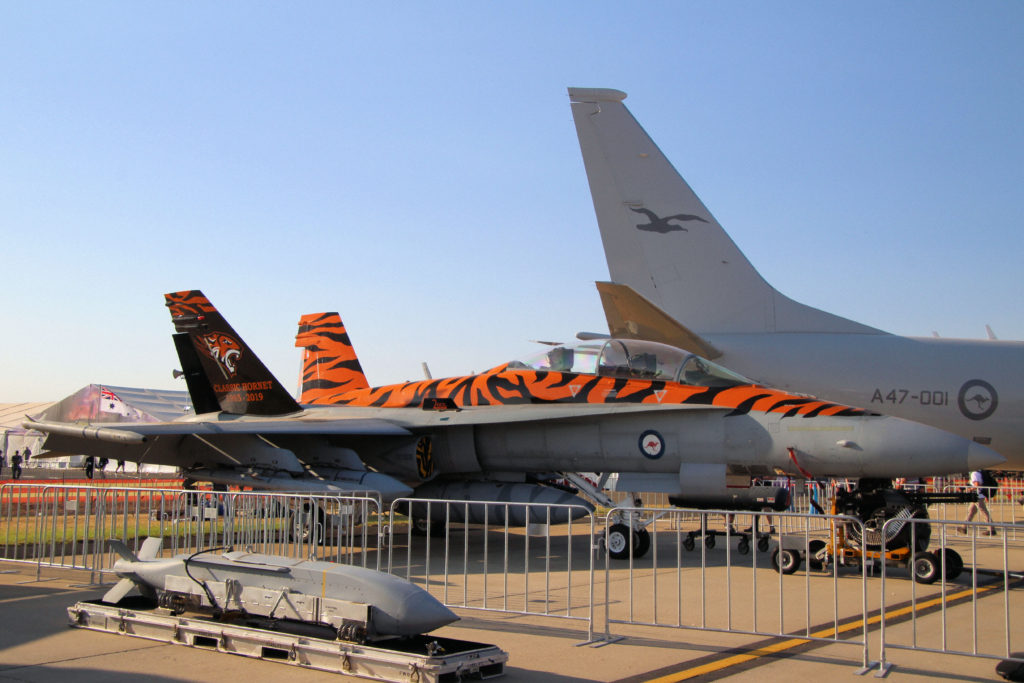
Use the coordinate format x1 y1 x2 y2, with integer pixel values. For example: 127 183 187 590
11 451 22 480
959 470 997 535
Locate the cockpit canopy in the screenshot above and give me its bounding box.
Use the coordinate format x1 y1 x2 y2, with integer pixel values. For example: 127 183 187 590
508 339 753 388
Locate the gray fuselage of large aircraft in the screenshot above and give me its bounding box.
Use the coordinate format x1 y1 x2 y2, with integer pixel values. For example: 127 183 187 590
706 332 1023 466
569 87 1023 469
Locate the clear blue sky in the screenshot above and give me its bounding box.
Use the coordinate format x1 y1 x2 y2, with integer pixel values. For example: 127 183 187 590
2 2 1022 402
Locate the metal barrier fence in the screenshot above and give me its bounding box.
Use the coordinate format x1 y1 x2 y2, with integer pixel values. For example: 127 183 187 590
0 483 381 582
938 482 1024 542
877 516 1024 674
600 506 872 670
387 497 597 643
5 481 1024 674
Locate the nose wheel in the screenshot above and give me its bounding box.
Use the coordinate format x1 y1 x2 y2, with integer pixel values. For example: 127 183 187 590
605 524 651 560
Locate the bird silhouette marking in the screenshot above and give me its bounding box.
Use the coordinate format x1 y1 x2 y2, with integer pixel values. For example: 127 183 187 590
630 207 708 234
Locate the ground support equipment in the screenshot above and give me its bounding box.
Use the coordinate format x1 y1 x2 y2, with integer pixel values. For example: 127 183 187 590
68 599 507 682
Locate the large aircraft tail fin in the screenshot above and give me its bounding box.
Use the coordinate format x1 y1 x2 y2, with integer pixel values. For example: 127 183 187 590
294 313 370 404
596 281 721 359
568 87 879 335
165 290 301 416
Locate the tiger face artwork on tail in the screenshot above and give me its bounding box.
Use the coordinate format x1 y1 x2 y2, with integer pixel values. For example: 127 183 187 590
197 332 242 379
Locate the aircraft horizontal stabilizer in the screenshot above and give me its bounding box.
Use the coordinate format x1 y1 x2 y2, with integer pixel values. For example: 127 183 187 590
596 281 721 359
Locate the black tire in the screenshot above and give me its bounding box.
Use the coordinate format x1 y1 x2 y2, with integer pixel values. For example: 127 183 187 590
912 551 941 584
771 548 801 574
807 539 828 571
757 536 770 553
705 533 716 550
411 517 445 538
634 528 651 558
292 505 329 545
683 535 695 552
607 524 633 560
941 548 964 581
737 538 750 555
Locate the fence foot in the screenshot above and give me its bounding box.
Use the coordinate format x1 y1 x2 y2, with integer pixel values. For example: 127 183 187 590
854 660 879 676
587 634 625 648
873 661 893 678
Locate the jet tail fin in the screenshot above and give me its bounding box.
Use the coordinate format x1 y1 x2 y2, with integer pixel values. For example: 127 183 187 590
568 87 879 336
165 290 301 416
596 282 721 359
294 313 370 404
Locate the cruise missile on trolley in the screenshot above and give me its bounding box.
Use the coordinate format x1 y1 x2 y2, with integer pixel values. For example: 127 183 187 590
102 538 458 642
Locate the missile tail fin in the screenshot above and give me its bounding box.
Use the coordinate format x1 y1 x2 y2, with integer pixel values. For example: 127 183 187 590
102 578 137 604
106 539 137 562
137 536 163 561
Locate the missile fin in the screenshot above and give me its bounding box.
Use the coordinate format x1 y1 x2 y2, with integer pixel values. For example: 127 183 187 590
106 540 137 562
137 537 163 561
102 578 137 605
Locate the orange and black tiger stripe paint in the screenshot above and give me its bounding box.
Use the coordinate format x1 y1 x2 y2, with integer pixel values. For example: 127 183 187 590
165 290 872 420
165 290 216 321
322 369 874 418
295 313 370 404
164 290 301 416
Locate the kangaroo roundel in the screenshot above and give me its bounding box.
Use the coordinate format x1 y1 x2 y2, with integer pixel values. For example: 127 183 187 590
639 429 665 459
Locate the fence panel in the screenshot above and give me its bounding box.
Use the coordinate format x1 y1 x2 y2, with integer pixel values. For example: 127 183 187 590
601 506 871 670
877 516 1024 674
387 497 596 642
0 484 380 577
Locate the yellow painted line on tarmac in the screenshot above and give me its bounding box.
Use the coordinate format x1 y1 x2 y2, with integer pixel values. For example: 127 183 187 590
643 584 998 683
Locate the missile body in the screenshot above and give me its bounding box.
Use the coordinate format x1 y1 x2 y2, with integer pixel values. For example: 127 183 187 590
104 538 456 641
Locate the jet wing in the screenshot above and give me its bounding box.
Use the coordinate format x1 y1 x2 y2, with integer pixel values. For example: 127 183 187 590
24 417 412 444
23 416 415 476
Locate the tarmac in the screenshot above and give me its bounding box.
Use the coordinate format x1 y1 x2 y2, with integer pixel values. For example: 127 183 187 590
1 468 1019 681
0 555 1017 682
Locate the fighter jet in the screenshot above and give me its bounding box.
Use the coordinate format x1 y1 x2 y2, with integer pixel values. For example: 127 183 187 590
28 290 1000 522
568 87 1024 469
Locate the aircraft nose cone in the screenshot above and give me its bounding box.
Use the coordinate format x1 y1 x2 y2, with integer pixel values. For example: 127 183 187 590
853 416 1004 478
967 441 1005 470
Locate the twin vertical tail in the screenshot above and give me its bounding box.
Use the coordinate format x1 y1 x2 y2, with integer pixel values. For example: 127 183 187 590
295 313 370 404
165 290 301 416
